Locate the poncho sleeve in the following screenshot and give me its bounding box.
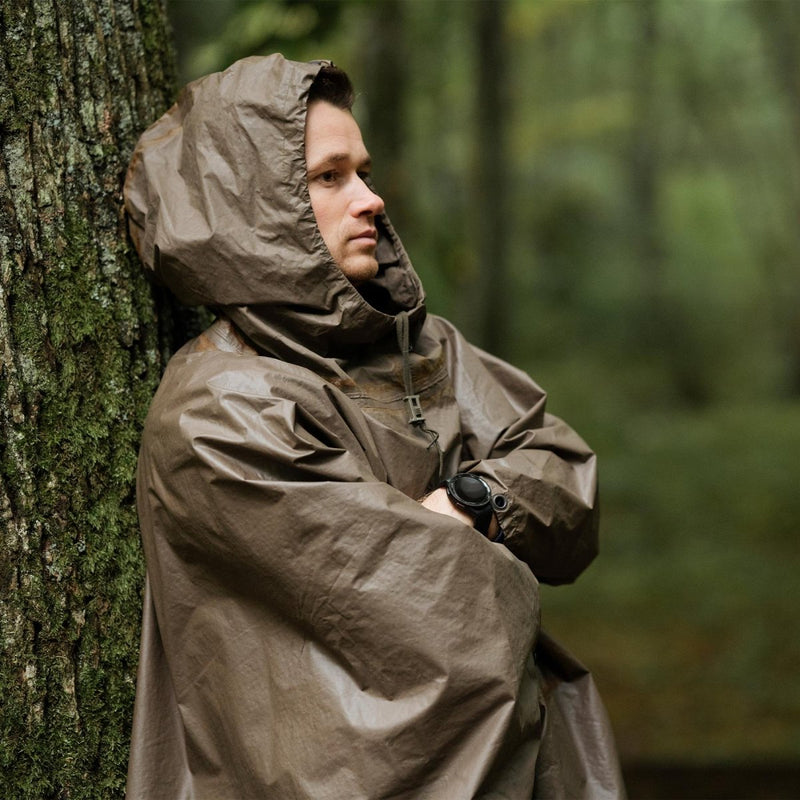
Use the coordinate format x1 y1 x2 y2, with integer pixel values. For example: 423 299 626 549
434 317 599 585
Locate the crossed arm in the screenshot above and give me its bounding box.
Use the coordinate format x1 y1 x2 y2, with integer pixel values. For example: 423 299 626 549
419 487 502 541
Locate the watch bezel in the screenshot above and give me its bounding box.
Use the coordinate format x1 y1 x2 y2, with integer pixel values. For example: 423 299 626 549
445 473 493 510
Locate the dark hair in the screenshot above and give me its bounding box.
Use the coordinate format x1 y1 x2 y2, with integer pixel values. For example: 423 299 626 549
308 65 355 111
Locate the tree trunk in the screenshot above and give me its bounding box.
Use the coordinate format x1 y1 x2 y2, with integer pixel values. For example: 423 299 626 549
629 0 664 331
361 0 409 235
751 0 800 396
472 0 510 356
0 1 175 796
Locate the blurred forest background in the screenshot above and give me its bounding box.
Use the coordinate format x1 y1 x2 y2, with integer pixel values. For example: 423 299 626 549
167 0 800 786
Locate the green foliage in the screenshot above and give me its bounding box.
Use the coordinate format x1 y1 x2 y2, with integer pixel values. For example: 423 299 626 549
168 0 343 84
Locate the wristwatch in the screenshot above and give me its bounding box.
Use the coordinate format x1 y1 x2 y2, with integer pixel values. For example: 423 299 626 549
442 472 504 537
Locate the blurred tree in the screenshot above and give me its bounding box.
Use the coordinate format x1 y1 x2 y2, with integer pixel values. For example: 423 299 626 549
360 0 410 234
0 1 177 796
628 0 664 339
625 0 716 407
751 1 800 396
471 0 511 355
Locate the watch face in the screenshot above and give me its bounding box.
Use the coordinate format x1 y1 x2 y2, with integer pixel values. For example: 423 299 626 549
451 474 491 507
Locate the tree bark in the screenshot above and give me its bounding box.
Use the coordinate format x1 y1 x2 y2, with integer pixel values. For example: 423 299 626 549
0 1 175 796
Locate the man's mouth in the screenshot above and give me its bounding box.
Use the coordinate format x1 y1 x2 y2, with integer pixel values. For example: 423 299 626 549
351 228 377 243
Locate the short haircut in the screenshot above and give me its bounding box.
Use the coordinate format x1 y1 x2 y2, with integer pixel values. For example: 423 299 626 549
308 65 355 111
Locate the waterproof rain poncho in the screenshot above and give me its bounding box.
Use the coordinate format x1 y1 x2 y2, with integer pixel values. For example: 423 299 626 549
124 54 625 799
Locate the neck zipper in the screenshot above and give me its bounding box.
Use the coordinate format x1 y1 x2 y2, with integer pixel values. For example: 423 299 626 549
395 311 443 487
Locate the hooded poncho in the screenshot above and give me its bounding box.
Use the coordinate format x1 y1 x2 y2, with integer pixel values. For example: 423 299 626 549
124 54 625 799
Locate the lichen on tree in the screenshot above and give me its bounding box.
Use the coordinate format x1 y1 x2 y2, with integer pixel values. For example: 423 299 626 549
0 1 180 796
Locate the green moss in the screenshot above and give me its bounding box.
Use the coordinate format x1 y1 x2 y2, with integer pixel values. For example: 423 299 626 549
0 1 176 797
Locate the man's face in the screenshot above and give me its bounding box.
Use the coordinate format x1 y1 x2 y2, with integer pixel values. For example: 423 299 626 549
305 101 385 285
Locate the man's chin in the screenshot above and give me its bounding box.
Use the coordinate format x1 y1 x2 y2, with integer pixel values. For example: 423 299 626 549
339 256 379 287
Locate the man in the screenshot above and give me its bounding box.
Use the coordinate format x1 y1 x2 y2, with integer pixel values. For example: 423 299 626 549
124 55 624 799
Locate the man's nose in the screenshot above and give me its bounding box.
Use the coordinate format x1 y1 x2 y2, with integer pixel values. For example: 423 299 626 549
352 179 385 217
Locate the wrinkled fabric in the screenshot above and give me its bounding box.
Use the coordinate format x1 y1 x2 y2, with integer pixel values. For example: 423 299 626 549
124 54 624 799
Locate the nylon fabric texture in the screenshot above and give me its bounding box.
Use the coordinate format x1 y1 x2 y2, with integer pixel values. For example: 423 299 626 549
124 53 625 799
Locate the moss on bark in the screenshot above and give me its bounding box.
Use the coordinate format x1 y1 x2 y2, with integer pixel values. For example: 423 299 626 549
0 1 178 796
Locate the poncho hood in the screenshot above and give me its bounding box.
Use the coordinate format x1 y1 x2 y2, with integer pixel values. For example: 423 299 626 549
124 53 425 357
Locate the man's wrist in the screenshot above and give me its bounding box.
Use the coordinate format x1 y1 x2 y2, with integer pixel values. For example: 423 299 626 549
442 473 506 540
419 487 474 526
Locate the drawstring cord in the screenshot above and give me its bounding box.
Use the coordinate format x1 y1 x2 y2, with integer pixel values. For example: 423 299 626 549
396 311 443 485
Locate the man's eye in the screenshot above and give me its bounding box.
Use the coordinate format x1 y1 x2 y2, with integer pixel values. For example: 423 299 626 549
319 171 337 183
357 171 371 181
